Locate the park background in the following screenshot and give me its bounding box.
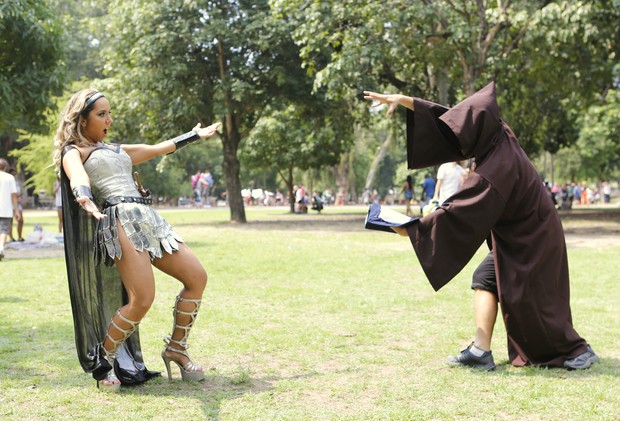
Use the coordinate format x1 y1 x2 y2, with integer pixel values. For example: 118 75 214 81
1 0 619 217
1 0 620 419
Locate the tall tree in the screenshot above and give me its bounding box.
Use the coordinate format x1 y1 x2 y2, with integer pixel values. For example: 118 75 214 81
98 0 309 222
272 1 540 101
271 0 537 196
50 0 107 82
241 102 354 212
274 0 619 159
555 81 620 181
501 1 620 154
0 0 65 139
7 0 110 194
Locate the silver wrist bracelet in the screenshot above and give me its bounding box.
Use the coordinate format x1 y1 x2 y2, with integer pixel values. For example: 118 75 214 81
169 131 201 154
72 185 93 201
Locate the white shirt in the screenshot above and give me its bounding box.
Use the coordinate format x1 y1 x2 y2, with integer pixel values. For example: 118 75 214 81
55 180 63 208
0 171 17 218
436 162 465 204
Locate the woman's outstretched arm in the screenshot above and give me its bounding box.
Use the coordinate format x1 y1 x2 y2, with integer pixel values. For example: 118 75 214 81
123 122 221 165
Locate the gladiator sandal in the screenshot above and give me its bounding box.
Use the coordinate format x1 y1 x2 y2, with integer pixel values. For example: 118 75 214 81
161 296 205 381
97 309 140 392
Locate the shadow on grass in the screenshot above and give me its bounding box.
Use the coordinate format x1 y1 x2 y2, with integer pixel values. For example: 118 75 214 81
559 207 620 222
117 355 620 418
0 296 29 303
482 357 620 378
173 213 367 233
118 369 324 418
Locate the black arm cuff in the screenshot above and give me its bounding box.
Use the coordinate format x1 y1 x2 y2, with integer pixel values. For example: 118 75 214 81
72 185 94 201
169 131 201 153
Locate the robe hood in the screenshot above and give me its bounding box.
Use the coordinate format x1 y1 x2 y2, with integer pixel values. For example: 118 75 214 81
439 82 502 159
406 81 502 169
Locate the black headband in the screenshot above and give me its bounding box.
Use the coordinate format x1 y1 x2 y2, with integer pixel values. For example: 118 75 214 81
82 92 105 114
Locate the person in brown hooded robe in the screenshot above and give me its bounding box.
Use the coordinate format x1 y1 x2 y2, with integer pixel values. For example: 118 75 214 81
363 82 598 370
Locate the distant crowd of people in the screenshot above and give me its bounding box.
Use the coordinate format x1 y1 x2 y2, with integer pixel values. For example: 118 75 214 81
190 169 215 207
0 160 68 257
363 165 615 216
216 172 615 214
547 180 613 210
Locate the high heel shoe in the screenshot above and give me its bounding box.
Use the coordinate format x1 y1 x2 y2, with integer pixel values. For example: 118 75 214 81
95 309 140 392
96 353 121 392
161 339 205 381
162 296 205 381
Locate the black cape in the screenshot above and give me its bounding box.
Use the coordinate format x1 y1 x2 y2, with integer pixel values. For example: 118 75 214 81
405 82 587 367
60 165 159 385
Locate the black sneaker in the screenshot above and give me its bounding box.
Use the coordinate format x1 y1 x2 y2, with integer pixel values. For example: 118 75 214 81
447 342 496 371
564 345 599 370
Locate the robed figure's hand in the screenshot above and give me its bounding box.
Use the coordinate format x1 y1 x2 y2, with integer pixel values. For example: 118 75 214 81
363 91 402 117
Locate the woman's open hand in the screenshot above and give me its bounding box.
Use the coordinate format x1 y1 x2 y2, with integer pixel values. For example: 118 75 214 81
76 197 107 220
194 122 222 139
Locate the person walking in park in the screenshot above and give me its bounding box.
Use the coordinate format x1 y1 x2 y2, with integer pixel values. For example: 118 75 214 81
190 170 203 206
364 82 598 370
200 169 214 207
432 161 465 204
418 172 436 213
401 175 415 216
0 159 21 260
7 167 25 242
53 88 220 391
602 180 611 204
53 177 63 233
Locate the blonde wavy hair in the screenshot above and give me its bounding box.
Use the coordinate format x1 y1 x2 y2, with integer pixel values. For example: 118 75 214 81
52 88 103 171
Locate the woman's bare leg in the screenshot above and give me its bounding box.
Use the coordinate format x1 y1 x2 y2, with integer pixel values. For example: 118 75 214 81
57 209 62 233
17 211 24 239
154 243 207 299
99 222 156 386
153 244 207 369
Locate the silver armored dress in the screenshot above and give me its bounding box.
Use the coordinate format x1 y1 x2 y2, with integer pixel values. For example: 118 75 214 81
83 144 183 266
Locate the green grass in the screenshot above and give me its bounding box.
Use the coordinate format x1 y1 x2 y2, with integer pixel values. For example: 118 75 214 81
0 206 618 420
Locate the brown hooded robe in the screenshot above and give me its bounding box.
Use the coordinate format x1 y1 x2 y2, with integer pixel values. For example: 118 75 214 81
405 82 587 367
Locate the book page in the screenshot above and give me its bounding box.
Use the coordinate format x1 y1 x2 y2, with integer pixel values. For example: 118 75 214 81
378 207 414 225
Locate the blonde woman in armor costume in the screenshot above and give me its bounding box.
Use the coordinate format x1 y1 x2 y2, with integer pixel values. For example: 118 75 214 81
53 88 220 392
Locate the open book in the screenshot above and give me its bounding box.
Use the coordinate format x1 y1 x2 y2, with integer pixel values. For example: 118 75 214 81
364 203 418 233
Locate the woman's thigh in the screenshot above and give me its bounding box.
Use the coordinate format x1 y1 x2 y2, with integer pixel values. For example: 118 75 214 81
114 222 156 307
152 243 207 297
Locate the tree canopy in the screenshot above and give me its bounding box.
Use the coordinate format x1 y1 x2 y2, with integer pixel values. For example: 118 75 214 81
0 0 64 136
276 1 618 148
2 0 619 211
96 0 315 221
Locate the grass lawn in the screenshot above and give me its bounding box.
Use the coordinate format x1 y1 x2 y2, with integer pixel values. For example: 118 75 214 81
0 206 618 420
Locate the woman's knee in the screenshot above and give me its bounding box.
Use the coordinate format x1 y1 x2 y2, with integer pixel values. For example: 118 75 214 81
193 267 208 292
128 292 155 315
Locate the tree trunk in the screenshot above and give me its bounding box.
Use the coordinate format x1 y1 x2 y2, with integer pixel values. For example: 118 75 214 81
217 36 246 223
364 132 392 190
333 151 351 205
279 165 296 213
221 121 247 223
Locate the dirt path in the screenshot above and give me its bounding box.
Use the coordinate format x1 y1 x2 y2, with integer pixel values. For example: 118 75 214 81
3 207 619 260
560 208 620 248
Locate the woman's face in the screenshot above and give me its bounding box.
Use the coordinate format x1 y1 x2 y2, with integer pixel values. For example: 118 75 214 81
81 97 112 143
